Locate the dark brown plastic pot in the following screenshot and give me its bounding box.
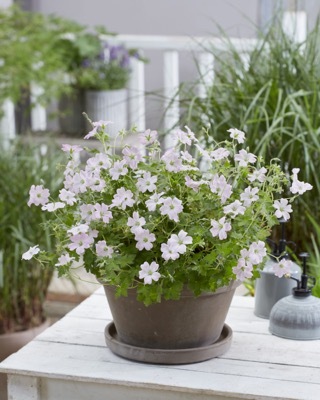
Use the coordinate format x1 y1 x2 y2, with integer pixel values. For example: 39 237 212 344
102 282 239 350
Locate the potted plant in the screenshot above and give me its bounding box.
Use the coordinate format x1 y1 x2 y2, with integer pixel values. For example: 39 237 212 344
0 141 63 363
57 29 141 137
22 122 312 363
0 5 81 131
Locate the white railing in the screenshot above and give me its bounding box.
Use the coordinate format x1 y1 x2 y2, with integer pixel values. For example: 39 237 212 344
0 11 307 150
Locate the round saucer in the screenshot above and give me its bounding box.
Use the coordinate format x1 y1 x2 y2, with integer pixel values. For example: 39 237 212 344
104 322 233 364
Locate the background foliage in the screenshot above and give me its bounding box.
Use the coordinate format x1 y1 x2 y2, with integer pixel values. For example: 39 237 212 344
0 142 63 333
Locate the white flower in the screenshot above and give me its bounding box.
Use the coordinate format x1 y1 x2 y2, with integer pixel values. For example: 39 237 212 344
86 153 111 172
84 120 113 139
161 242 180 261
210 147 230 161
111 188 135 210
210 217 232 240
185 176 202 192
180 150 194 163
273 259 293 278
139 129 158 145
248 241 267 264
22 245 40 260
248 167 267 183
96 241 114 258
135 229 156 251
273 199 293 221
289 169 312 195
109 160 128 180
145 192 164 211
80 204 96 222
67 224 89 236
122 146 143 169
209 174 233 204
232 259 253 281
168 230 193 254
223 200 246 218
41 202 65 212
234 149 256 167
227 128 245 143
290 180 313 195
28 184 50 207
161 150 183 172
240 187 259 207
55 253 74 266
136 171 157 193
59 189 77 205
94 203 113 223
127 211 146 234
139 261 161 284
159 197 183 222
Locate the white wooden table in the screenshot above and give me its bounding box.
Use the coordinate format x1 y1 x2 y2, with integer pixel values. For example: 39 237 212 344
0 288 319 400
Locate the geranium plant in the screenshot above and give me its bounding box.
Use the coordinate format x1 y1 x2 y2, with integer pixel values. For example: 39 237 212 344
23 123 312 305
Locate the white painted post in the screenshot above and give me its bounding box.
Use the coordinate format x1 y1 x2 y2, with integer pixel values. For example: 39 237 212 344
128 57 146 132
197 52 214 99
7 375 40 400
163 50 179 150
30 83 47 132
282 11 307 43
0 99 16 148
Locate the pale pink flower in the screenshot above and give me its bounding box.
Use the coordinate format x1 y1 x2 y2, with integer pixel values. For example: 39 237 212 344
136 171 157 193
109 160 128 180
55 253 74 266
210 217 232 240
86 153 111 172
84 120 113 139
64 171 88 194
180 150 194 163
94 203 113 223
161 242 180 261
127 211 146 234
223 200 246 218
273 259 293 278
122 146 143 169
273 199 293 221
248 241 267 264
86 172 106 192
232 259 253 281
234 149 256 167
96 241 114 258
59 189 77 205
168 230 193 254
209 174 232 204
67 224 89 236
134 229 156 251
161 150 183 172
139 129 158 145
61 144 83 154
28 184 50 207
173 128 192 146
68 233 93 255
139 261 161 284
159 197 183 222
145 192 164 212
248 167 267 183
185 176 202 192
227 128 246 143
111 188 135 210
240 186 259 207
22 245 40 260
210 148 230 161
41 202 65 212
80 204 96 222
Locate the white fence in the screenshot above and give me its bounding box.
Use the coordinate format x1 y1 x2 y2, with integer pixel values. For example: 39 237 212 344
0 11 306 150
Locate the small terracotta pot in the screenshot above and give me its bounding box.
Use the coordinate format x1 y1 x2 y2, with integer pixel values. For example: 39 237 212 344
103 282 238 350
